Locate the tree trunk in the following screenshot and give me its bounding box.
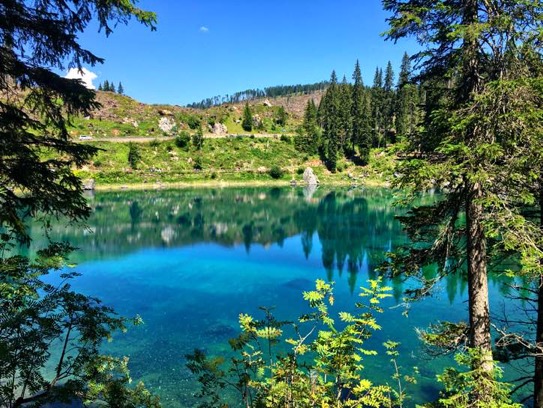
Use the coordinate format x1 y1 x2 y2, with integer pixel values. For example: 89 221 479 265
535 274 543 408
534 184 543 408
466 181 493 372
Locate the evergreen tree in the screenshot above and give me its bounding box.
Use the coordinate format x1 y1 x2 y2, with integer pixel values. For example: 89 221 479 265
127 142 141 169
370 67 385 147
384 1 543 405
192 123 204 150
0 1 158 406
351 60 371 164
319 71 341 171
276 105 288 126
117 81 124 94
103 79 110 92
242 102 253 132
395 53 419 141
383 61 396 143
98 82 103 91
296 99 320 154
338 75 353 155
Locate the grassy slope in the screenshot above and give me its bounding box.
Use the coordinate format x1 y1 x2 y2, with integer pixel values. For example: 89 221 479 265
75 137 396 187
69 91 395 187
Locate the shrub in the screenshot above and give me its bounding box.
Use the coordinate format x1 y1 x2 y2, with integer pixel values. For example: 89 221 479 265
193 156 203 170
268 165 284 179
175 131 191 149
280 134 291 143
296 167 304 175
149 138 160 148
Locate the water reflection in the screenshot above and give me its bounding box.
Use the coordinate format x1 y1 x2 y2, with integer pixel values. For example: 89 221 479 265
25 186 516 303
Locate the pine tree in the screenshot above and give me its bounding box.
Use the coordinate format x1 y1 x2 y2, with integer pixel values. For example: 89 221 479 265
296 99 319 154
384 1 543 404
395 53 419 141
383 61 396 144
370 67 385 147
319 71 341 172
103 79 110 92
98 82 103 91
351 60 371 164
338 75 353 155
242 102 253 132
0 1 157 406
117 81 124 94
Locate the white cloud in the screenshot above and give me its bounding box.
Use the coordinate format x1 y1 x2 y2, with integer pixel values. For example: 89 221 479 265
199 26 209 33
65 67 98 90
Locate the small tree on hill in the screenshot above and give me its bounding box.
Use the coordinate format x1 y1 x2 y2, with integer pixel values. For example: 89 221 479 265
117 81 124 95
242 102 253 132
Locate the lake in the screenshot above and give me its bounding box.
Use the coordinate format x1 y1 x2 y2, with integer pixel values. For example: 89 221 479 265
27 186 528 407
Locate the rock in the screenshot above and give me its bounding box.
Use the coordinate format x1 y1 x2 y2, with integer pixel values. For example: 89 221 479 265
158 109 173 116
290 179 297 186
303 167 319 185
212 122 228 135
263 99 272 107
82 179 95 190
158 117 175 133
252 114 263 128
257 166 267 174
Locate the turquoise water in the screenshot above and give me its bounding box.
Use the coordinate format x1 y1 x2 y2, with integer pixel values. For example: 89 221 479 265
32 187 528 406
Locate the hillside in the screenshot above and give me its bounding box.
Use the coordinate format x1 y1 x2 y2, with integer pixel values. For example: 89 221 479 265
68 90 324 140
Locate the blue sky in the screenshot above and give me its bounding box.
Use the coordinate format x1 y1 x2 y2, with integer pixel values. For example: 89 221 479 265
72 0 419 106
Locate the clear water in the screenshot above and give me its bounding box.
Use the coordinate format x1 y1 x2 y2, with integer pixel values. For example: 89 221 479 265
28 187 529 407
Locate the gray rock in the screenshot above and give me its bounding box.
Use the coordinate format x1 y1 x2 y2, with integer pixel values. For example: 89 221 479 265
82 179 95 190
212 122 228 135
303 167 319 185
158 117 175 133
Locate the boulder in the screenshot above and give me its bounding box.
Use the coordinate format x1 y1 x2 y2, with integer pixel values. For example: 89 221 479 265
158 109 173 116
82 179 95 191
303 167 319 185
263 99 272 107
212 122 228 135
158 117 175 133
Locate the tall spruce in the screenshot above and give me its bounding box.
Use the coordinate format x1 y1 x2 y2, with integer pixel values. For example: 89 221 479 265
383 61 396 143
338 75 353 155
242 102 253 132
370 67 385 147
395 53 419 141
0 1 158 405
296 99 319 154
319 71 341 171
351 60 371 164
384 0 543 404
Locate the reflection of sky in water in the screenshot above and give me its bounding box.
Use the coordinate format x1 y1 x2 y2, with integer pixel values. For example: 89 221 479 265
38 188 530 407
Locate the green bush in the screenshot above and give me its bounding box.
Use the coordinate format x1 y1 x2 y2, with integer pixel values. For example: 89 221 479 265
175 131 191 149
268 165 284 179
280 134 291 143
193 156 203 170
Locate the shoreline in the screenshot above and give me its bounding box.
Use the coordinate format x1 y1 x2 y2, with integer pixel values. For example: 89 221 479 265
91 178 389 192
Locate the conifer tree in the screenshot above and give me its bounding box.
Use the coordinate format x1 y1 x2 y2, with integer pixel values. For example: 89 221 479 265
338 75 353 155
242 102 253 132
296 99 319 154
383 61 396 144
351 60 371 164
395 53 419 141
370 67 385 147
319 71 341 171
117 82 124 95
384 1 543 404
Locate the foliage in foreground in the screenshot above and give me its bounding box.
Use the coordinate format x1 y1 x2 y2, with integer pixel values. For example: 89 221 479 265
187 279 416 408
0 243 160 408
